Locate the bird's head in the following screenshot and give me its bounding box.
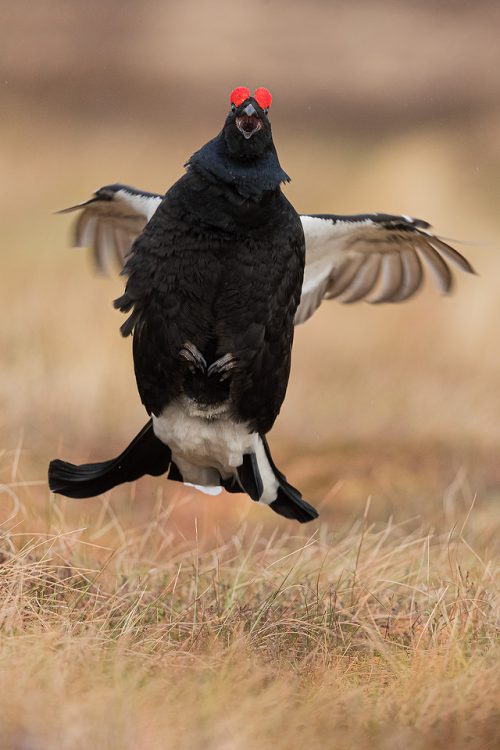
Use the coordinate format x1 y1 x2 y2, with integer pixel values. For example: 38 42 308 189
223 86 274 159
186 85 288 198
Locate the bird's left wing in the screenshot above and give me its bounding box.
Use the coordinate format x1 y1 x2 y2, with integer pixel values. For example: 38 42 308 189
295 213 476 325
58 184 163 273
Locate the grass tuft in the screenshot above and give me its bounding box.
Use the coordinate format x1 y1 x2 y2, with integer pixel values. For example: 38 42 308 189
0 474 498 749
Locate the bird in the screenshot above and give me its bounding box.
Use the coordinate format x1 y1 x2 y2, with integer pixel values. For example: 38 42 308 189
49 86 317 522
48 86 475 523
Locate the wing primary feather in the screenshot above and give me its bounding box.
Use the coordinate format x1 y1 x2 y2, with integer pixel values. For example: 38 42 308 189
388 247 423 302
426 237 477 275
339 254 382 304
73 210 90 248
367 252 403 304
112 226 128 268
324 255 365 298
76 214 98 252
416 242 453 293
93 220 110 274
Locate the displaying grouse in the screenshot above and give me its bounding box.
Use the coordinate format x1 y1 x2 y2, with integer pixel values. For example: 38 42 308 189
49 86 320 522
48 87 475 522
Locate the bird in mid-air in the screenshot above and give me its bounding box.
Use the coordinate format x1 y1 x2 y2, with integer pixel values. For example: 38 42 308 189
48 87 475 522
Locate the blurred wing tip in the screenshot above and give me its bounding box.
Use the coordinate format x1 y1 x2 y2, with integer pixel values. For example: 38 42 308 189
435 234 478 246
428 237 477 277
461 262 478 277
54 205 83 215
93 265 111 277
54 197 99 215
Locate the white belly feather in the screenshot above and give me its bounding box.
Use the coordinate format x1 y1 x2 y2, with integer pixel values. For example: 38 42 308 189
152 400 278 504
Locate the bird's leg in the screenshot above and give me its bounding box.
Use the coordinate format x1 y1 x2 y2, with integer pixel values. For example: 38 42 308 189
179 342 207 373
207 353 238 381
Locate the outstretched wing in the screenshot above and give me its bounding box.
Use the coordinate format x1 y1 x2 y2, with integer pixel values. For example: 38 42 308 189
295 213 476 324
58 184 163 273
59 192 476 322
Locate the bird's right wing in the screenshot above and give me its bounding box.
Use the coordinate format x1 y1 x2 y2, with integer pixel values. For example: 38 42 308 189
57 184 163 273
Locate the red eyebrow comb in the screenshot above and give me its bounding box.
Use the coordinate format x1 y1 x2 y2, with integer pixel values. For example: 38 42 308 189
229 87 273 110
230 87 250 107
253 87 272 110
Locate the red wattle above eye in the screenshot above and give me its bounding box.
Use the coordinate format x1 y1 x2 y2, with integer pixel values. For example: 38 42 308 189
254 87 272 110
230 87 250 107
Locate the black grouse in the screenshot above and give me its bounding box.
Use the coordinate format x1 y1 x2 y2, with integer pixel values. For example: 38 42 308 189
49 87 476 522
49 86 320 522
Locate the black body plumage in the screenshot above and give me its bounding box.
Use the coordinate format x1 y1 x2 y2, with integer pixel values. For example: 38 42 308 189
49 93 319 523
114 99 304 434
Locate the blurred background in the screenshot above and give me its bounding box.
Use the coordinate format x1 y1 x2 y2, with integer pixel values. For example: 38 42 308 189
1 0 500 531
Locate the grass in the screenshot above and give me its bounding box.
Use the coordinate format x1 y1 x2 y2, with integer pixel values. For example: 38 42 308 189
0 470 498 749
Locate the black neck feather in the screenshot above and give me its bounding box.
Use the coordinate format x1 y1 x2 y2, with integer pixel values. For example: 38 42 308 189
186 133 290 202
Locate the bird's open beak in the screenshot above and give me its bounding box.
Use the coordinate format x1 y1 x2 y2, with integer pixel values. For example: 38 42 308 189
236 103 263 139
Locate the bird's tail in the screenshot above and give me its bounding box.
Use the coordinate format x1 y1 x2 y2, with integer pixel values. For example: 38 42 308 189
222 435 319 523
49 421 319 524
48 420 171 499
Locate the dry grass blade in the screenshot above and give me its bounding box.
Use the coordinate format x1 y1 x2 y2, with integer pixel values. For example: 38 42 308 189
0 476 497 749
